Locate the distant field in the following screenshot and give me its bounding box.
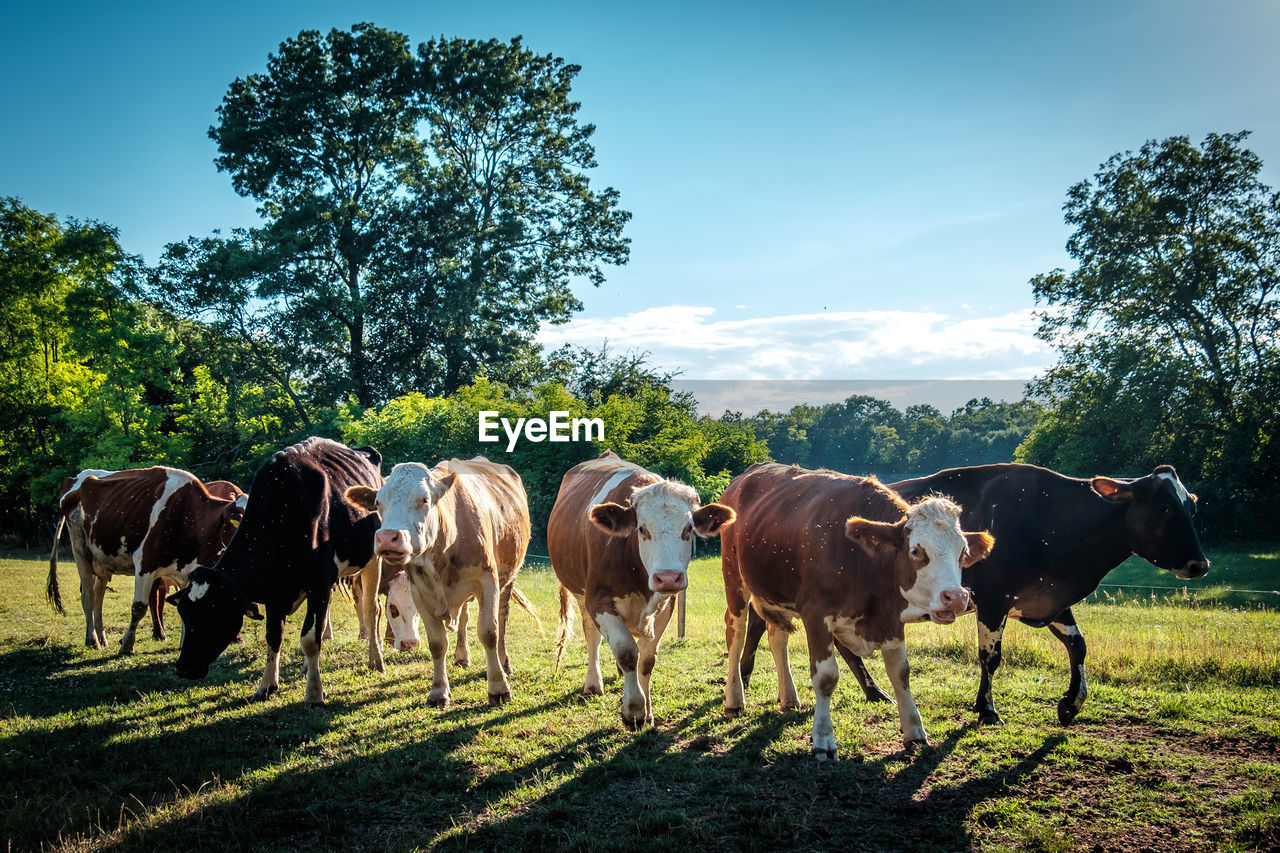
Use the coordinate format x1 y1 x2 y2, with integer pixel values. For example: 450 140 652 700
2 548 1279 851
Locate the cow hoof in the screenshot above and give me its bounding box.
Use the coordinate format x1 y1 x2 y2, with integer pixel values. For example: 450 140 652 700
621 712 646 731
1057 698 1082 726
488 691 511 707
812 747 837 762
308 699 327 709
865 688 894 704
582 685 604 697
778 701 802 713
427 693 450 708
977 710 1004 726
904 738 929 755
724 705 743 718
453 657 470 669
250 685 279 703
152 632 166 641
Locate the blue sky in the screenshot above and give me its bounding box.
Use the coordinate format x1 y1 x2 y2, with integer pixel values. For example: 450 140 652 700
4 0 1279 384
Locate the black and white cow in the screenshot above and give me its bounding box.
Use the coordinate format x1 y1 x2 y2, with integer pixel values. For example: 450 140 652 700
169 438 386 707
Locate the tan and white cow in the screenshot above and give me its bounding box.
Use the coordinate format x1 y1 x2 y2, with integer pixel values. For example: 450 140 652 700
48 467 246 653
547 451 735 729
344 457 533 707
719 462 993 759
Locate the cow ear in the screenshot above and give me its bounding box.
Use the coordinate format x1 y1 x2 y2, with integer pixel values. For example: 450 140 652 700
845 517 905 555
1091 477 1133 502
589 502 637 537
244 602 263 621
344 485 378 512
962 531 995 567
430 471 457 502
691 503 736 537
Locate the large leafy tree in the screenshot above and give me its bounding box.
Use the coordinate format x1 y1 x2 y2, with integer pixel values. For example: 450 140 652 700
159 24 629 408
1020 132 1280 532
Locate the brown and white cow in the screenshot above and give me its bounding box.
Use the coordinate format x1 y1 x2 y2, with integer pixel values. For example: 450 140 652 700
719 462 993 759
47 467 246 653
547 451 735 729
344 457 533 707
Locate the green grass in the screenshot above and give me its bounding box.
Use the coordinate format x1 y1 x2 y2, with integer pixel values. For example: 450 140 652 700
3 548 1280 851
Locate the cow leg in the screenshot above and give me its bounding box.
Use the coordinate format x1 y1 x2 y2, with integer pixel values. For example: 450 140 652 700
635 598 675 727
299 594 330 707
973 610 1009 725
119 568 153 655
595 611 645 729
407 578 450 707
836 643 894 703
740 605 768 694
357 560 385 674
804 619 839 761
454 598 472 668
79 570 102 648
148 578 167 641
723 600 752 715
252 605 286 702
1048 608 1089 725
321 611 333 642
496 585 513 675
89 572 109 649
579 599 604 696
478 574 512 706
882 641 927 750
766 621 801 711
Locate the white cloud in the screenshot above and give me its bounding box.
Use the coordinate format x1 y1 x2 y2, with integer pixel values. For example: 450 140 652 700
538 304 1053 381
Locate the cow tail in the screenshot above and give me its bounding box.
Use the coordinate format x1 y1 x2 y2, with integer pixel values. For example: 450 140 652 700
47 515 66 615
554 584 575 673
510 587 545 637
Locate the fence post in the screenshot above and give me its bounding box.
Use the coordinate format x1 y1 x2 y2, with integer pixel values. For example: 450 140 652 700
678 589 686 638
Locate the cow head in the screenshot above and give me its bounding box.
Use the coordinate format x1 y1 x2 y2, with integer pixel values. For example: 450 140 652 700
1091 465 1208 579
589 479 736 594
384 570 421 651
168 566 262 680
845 496 994 624
343 462 456 567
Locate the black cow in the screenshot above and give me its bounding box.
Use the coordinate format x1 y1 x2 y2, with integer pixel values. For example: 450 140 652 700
739 463 1209 725
170 438 386 707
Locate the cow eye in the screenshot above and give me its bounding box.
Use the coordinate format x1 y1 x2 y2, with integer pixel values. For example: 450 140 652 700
639 525 651 540
682 524 693 540
1160 504 1172 514
389 604 400 618
910 545 929 564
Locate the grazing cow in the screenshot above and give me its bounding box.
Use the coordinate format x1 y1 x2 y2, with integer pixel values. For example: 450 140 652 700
47 468 247 653
547 452 735 729
737 463 1209 726
359 568 541 664
344 457 534 707
168 438 386 707
720 463 993 759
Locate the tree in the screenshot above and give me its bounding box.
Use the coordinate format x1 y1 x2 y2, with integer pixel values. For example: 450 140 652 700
159 24 630 408
1021 131 1280 533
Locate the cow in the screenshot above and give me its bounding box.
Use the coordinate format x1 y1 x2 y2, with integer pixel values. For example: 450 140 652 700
343 457 534 708
359 567 542 663
47 467 247 653
547 451 736 729
720 462 994 760
167 438 386 707
736 463 1209 726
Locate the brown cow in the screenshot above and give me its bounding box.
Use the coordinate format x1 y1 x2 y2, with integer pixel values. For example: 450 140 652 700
719 462 993 759
344 457 534 707
48 467 246 653
547 452 735 729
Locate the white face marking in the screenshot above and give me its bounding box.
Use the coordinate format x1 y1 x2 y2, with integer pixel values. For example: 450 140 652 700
629 481 700 592
187 580 210 602
898 498 969 621
373 463 445 562
1157 472 1190 505
384 572 421 648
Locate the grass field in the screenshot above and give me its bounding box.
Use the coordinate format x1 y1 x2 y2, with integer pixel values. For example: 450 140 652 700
3 546 1280 851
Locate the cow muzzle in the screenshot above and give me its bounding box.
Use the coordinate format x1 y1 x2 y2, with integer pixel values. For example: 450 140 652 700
395 639 419 652
650 571 687 593
1175 559 1209 580
175 661 209 680
930 587 971 623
